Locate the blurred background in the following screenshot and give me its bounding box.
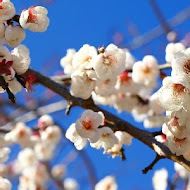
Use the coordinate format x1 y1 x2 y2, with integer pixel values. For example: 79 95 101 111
3 0 190 189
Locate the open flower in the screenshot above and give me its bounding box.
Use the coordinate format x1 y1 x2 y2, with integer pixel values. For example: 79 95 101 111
90 127 118 150
66 123 87 150
93 44 126 80
132 55 159 87
75 110 103 143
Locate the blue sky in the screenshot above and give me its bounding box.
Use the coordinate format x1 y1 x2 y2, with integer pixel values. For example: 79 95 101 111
10 0 190 189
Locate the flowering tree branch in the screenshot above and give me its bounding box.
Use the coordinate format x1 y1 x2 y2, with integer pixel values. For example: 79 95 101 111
25 68 190 172
0 99 97 189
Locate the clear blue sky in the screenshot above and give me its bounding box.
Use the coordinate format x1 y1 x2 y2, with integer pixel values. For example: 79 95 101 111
11 0 190 189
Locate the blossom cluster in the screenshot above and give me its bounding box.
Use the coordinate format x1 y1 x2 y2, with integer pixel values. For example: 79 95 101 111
0 114 66 189
0 0 50 102
155 44 190 158
66 109 132 158
60 44 166 128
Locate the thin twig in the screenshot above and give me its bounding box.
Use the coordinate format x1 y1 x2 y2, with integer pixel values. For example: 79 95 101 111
142 154 164 174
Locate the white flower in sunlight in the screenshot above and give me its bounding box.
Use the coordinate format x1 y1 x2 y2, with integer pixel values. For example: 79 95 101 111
152 168 168 190
158 77 190 112
115 131 132 146
70 71 95 99
20 164 49 186
94 78 116 96
0 22 5 39
38 114 54 128
165 129 190 156
63 178 79 190
60 49 76 75
0 0 15 21
5 25 26 47
149 92 165 114
171 48 190 89
51 165 66 179
11 44 31 74
72 44 97 71
132 55 159 87
0 147 10 163
114 94 138 112
0 46 12 62
90 127 118 150
93 44 126 80
124 49 135 69
144 115 165 128
95 176 118 190
40 125 61 145
34 143 54 161
4 122 32 146
19 6 50 32
174 162 190 179
92 92 116 106
0 177 12 190
18 148 38 169
165 42 185 63
115 71 140 94
65 123 87 150
75 110 104 143
164 109 190 138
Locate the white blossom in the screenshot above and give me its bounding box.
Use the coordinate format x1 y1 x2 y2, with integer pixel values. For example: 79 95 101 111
63 178 79 190
5 25 26 47
0 0 15 21
18 148 38 169
38 114 54 128
174 162 190 179
70 71 95 99
90 127 118 150
0 177 12 190
165 42 185 63
19 6 50 32
93 44 126 80
72 44 97 71
40 125 61 145
158 77 190 111
132 55 159 87
34 143 54 161
95 176 117 190
51 165 66 179
11 44 31 74
152 168 168 190
60 49 76 75
65 123 87 150
75 110 103 143
0 147 10 163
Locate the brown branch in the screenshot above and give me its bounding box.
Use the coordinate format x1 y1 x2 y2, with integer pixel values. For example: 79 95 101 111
124 6 190 50
151 130 162 137
25 68 190 172
148 0 171 35
142 154 164 174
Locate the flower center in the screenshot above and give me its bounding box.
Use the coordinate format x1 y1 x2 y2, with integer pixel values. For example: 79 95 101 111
82 120 93 131
183 60 190 74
